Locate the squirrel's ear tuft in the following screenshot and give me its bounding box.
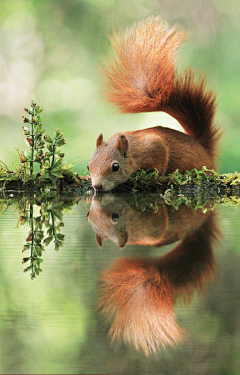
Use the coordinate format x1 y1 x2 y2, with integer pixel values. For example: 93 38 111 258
116 135 128 154
96 133 104 148
96 233 104 247
118 231 128 248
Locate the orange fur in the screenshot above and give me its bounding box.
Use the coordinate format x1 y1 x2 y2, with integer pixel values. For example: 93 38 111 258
99 259 184 354
103 16 220 158
98 211 220 355
103 16 186 112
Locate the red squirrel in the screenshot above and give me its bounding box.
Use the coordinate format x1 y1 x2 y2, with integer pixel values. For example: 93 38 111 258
88 194 210 248
88 16 221 191
98 211 219 355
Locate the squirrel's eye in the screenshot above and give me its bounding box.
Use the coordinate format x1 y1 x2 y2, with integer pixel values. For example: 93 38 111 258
112 162 119 172
112 213 119 222
87 165 89 171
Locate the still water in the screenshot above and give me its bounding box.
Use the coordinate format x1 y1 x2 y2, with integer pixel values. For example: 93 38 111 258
0 193 239 375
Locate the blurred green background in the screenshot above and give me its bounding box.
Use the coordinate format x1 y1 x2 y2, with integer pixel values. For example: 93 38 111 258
0 0 239 174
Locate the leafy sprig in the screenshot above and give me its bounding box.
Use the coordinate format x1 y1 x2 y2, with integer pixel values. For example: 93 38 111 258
20 198 68 279
22 101 45 180
0 100 77 189
22 202 45 279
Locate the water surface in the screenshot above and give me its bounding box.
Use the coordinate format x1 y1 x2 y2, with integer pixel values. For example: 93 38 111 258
0 193 239 375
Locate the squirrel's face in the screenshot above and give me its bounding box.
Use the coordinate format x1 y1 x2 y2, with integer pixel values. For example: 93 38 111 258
88 133 134 191
88 194 129 248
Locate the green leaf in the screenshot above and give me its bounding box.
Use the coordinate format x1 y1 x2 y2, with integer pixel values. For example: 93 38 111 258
22 126 30 135
44 236 53 246
50 169 63 178
22 257 30 264
54 128 60 138
45 134 53 143
47 144 53 152
22 244 31 252
35 140 44 149
54 243 60 251
24 149 33 161
51 210 63 221
24 107 34 115
35 105 43 114
22 116 30 123
36 115 44 122
47 227 53 236
55 139 66 147
34 124 44 134
35 245 44 256
55 233 65 241
52 159 62 169
24 266 32 273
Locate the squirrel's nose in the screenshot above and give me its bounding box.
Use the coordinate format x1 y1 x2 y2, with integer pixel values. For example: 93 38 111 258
93 184 103 191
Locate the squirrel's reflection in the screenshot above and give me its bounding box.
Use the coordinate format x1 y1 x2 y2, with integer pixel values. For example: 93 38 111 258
88 194 220 355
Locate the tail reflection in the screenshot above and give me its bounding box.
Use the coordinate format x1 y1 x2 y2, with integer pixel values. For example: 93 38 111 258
92 195 220 355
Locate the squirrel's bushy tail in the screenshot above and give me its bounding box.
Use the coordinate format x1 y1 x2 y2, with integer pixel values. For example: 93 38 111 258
98 212 218 355
102 16 220 160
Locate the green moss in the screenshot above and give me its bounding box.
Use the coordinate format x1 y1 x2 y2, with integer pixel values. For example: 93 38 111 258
126 167 240 191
